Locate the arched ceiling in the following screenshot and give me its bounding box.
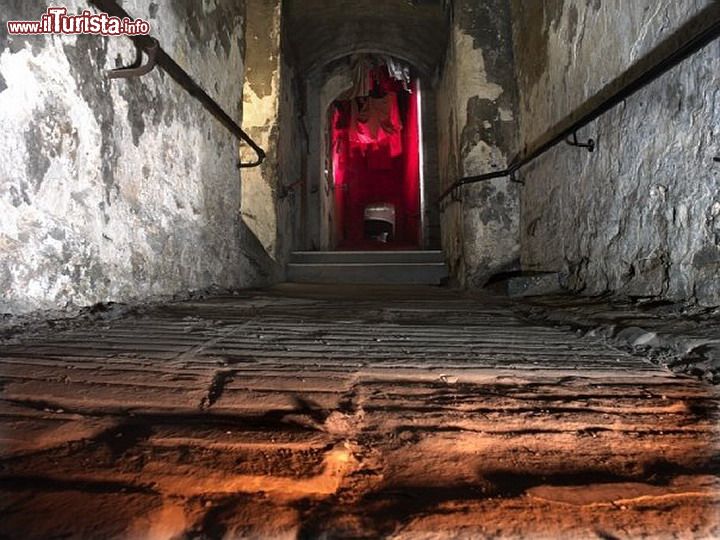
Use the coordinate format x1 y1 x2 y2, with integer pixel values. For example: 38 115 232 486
283 0 450 76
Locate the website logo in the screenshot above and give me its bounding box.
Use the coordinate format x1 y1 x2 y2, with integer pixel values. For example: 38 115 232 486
6 6 151 36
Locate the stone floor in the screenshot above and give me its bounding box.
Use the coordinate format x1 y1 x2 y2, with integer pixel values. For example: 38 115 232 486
514 293 720 384
0 284 718 539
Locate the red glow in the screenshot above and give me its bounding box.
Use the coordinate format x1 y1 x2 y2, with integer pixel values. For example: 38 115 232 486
331 73 421 249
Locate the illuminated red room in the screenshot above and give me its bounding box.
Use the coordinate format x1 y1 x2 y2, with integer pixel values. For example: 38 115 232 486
329 60 422 250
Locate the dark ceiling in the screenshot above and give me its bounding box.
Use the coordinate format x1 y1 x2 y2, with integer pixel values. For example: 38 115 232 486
283 0 449 75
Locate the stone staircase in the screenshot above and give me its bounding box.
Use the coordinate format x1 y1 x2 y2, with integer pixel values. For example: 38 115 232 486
286 250 448 285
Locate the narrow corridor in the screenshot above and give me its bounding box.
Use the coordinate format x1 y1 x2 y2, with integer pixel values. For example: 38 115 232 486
1 3 719 537
1 285 718 538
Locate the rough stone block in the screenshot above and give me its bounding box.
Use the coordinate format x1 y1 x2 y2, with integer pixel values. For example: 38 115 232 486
506 273 563 297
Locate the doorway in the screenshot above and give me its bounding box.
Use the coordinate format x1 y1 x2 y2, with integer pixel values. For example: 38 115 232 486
329 62 422 251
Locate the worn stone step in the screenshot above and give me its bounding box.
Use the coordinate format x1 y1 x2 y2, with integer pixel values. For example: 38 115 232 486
289 250 446 264
287 251 449 284
287 262 448 285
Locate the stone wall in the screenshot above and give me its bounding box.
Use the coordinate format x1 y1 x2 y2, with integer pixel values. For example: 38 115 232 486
241 0 288 271
419 83 441 249
302 60 352 251
277 52 306 258
0 0 270 316
512 0 720 306
435 0 520 287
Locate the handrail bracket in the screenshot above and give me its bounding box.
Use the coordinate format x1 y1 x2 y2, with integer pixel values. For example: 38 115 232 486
107 39 159 79
565 131 596 153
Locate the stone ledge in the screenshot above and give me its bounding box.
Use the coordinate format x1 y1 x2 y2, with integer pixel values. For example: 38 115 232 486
514 296 720 385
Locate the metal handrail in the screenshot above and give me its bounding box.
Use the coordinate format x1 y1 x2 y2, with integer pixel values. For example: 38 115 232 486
88 0 266 168
438 16 720 207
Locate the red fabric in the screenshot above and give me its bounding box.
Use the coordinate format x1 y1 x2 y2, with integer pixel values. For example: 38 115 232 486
331 77 421 249
349 93 403 157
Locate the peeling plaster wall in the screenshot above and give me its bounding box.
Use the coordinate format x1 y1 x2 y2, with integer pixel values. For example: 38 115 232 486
512 1 720 306
241 0 288 270
436 0 520 287
241 0 299 269
0 0 271 317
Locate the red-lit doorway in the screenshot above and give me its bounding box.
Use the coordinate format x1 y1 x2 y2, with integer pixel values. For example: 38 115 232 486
330 63 422 250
